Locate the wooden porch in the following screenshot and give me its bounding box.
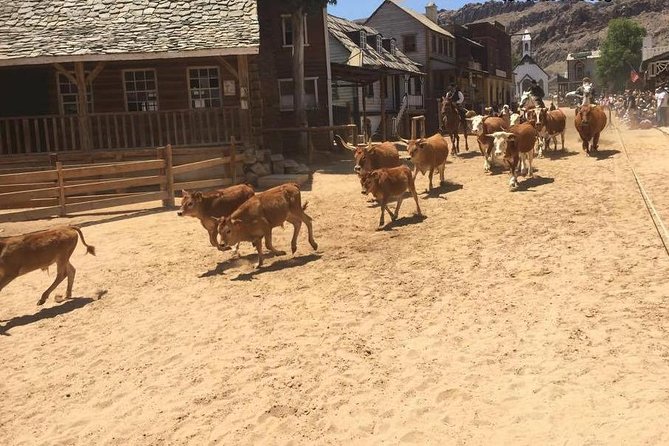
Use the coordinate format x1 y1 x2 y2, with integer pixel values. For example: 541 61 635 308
0 107 244 155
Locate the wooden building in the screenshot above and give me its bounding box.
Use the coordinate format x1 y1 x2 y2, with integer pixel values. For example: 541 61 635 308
328 15 424 141
445 24 487 112
467 21 514 108
366 0 457 133
0 0 267 160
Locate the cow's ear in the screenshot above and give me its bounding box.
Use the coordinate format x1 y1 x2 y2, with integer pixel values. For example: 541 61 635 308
193 191 203 201
231 218 242 225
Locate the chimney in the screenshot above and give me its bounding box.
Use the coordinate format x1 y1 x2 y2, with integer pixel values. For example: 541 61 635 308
425 2 437 24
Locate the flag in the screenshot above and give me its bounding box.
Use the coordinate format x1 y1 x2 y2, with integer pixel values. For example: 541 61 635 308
630 69 640 83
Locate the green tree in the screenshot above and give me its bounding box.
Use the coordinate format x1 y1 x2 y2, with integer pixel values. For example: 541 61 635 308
284 0 337 152
597 18 646 91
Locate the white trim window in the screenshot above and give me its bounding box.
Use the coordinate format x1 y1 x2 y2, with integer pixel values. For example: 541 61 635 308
188 67 222 109
123 69 158 111
282 14 309 47
278 78 318 111
57 73 93 115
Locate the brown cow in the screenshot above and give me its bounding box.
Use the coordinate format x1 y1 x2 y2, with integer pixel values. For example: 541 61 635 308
334 135 401 192
469 115 507 172
574 104 607 156
487 122 539 190
216 183 318 268
361 165 422 229
0 226 95 305
178 184 255 255
535 108 566 156
401 133 449 192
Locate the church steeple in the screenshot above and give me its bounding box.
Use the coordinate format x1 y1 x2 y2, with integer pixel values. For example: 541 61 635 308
522 29 532 58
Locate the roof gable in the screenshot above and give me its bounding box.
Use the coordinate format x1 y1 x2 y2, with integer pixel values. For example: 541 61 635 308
366 0 454 39
0 0 259 66
513 54 549 77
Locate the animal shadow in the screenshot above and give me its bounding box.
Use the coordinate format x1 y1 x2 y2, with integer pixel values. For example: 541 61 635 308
380 213 427 231
454 150 480 159
422 181 463 199
231 253 322 281
0 297 94 335
516 176 555 192
543 149 579 160
199 250 286 277
592 149 620 160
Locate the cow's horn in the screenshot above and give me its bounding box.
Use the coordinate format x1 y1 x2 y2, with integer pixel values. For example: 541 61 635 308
398 136 409 144
334 134 356 151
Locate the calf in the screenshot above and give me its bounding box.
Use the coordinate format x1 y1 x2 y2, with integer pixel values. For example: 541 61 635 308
470 115 507 172
535 108 566 156
216 183 318 268
178 184 255 254
487 122 539 190
361 165 423 229
0 226 95 305
401 133 449 192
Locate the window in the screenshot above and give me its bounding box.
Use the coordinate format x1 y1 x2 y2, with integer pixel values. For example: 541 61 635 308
439 38 444 55
123 69 158 111
384 77 389 99
432 35 437 53
282 14 308 47
366 83 374 98
332 81 339 101
575 61 584 80
188 67 221 109
57 73 93 115
390 39 396 55
402 34 417 53
413 78 422 96
278 78 318 111
359 30 366 48
377 35 383 53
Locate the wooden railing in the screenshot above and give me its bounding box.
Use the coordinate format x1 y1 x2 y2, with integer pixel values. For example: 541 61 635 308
0 107 243 155
0 142 240 222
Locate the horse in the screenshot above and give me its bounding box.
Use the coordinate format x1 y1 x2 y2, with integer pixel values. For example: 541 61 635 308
518 91 541 122
440 96 469 154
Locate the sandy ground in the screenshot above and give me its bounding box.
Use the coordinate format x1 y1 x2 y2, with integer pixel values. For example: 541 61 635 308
2 110 669 445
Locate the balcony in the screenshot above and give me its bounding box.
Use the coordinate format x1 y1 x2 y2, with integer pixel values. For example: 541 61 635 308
468 61 483 71
0 107 243 156
643 45 669 61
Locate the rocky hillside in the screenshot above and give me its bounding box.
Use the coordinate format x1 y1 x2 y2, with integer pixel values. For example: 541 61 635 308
438 0 669 75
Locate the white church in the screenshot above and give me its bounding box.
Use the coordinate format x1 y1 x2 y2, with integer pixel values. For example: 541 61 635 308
513 30 549 101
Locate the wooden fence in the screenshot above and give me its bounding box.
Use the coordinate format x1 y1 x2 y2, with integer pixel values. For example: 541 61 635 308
0 142 239 223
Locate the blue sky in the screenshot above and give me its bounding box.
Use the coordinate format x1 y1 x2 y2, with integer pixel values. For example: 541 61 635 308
328 0 484 21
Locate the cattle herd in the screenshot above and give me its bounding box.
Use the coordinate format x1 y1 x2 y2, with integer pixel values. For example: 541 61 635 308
0 101 608 307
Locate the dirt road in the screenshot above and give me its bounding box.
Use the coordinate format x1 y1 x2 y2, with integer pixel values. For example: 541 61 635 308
2 110 669 445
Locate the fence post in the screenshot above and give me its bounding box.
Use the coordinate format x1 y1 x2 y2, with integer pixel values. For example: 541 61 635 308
307 129 313 165
55 162 66 217
230 136 237 185
164 144 174 207
157 146 167 207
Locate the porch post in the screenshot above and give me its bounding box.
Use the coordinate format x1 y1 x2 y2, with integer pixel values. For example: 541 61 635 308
361 83 368 143
237 54 251 147
74 62 92 151
380 75 386 141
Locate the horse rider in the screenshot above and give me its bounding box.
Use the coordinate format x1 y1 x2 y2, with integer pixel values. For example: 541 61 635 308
524 79 546 109
444 83 467 126
568 77 598 111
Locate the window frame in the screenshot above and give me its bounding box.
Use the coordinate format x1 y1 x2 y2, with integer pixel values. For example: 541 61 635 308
278 77 319 111
56 71 94 115
122 68 159 112
402 34 417 53
187 66 223 109
281 14 309 48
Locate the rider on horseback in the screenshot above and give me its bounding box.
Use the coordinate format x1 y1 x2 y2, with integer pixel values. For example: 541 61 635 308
445 83 467 125
524 79 546 109
574 77 597 105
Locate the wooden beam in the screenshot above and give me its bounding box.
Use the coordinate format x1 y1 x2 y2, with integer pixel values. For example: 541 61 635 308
62 159 166 180
86 62 106 84
65 191 167 214
53 63 77 84
237 54 251 145
217 56 239 80
174 178 232 191
74 62 92 151
171 156 232 175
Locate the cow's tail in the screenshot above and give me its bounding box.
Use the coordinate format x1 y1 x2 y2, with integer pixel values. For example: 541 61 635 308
302 201 309 211
72 226 96 256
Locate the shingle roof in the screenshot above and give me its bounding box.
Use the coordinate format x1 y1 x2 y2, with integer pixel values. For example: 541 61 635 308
0 0 259 65
387 0 454 39
328 14 422 75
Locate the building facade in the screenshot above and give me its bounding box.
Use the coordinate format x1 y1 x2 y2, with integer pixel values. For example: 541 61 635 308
512 31 549 100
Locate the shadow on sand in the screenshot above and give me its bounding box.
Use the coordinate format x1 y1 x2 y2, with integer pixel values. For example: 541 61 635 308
421 181 463 199
230 253 322 281
515 175 555 192
379 213 427 231
592 149 620 160
542 149 579 160
0 297 95 335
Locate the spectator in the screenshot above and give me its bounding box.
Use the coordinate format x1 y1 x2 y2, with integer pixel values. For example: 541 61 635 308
655 86 668 127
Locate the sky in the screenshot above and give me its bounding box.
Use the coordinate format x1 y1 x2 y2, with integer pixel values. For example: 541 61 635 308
328 0 485 21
